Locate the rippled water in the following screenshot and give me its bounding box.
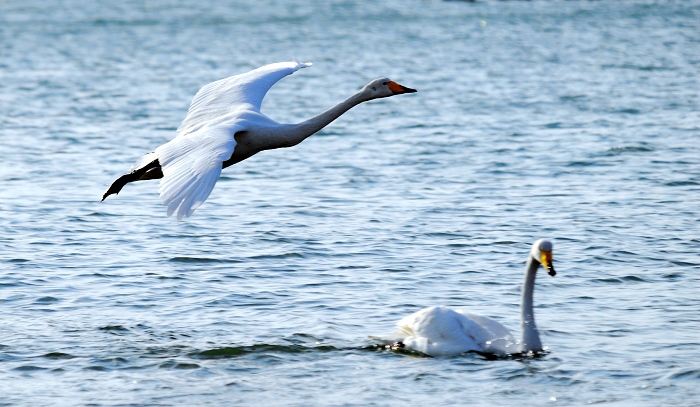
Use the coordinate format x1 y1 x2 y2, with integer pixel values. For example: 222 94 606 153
2 0 700 405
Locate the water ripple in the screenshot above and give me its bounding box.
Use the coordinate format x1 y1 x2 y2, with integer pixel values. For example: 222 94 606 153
1 0 699 405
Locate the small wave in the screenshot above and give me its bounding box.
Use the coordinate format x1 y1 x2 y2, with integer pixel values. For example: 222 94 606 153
99 325 129 332
249 253 305 260
567 161 599 167
191 344 338 359
337 265 370 270
601 63 675 72
666 181 699 187
169 256 220 263
595 328 633 337
85 212 117 217
612 108 641 115
637 65 675 72
423 232 468 238
13 365 48 371
559 94 587 102
663 272 683 280
363 343 431 357
84 366 109 371
544 122 563 129
669 368 700 380
592 275 647 284
155 275 185 280
606 146 654 155
621 275 647 282
168 256 243 264
42 352 75 360
34 296 60 304
669 260 698 267
159 361 200 370
92 18 161 27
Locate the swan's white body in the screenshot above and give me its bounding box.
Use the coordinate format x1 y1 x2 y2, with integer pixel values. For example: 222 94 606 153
381 239 556 357
388 306 519 356
103 61 416 219
155 61 309 220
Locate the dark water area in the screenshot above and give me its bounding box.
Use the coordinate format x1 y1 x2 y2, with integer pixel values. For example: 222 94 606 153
1 0 699 405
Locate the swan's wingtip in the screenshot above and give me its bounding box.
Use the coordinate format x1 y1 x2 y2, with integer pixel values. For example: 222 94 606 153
292 58 312 69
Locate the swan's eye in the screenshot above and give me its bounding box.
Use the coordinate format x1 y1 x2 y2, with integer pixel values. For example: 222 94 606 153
382 82 388 85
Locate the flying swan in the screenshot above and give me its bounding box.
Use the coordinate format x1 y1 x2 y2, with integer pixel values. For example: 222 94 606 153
378 239 557 357
102 61 416 219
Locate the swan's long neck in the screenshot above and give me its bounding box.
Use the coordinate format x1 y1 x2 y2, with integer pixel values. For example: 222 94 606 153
519 257 543 353
224 91 372 169
282 92 367 147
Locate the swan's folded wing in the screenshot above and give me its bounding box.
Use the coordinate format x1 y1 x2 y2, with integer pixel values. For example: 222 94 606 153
457 311 517 355
457 312 513 342
156 126 238 220
391 307 476 355
177 60 312 137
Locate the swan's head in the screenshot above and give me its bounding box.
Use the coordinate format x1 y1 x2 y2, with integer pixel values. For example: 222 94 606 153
531 239 556 276
361 77 417 100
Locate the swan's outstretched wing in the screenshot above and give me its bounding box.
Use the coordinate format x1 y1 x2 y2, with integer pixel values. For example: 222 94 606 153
156 61 311 219
177 60 312 137
156 125 239 220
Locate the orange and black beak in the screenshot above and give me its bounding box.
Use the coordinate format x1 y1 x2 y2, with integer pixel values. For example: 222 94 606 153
387 81 417 95
540 250 556 276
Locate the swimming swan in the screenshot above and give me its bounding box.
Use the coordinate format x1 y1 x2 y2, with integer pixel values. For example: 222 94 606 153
380 239 556 357
102 61 416 219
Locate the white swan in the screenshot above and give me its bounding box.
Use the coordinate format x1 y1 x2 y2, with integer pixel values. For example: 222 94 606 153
379 239 556 357
102 61 416 219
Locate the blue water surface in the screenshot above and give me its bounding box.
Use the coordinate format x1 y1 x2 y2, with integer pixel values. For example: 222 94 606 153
1 0 699 405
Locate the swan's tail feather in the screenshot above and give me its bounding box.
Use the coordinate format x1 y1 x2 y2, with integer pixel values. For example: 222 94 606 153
102 154 161 201
156 126 237 220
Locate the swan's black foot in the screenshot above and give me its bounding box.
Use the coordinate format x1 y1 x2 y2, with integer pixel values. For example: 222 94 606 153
391 342 405 350
102 159 162 201
102 173 133 201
